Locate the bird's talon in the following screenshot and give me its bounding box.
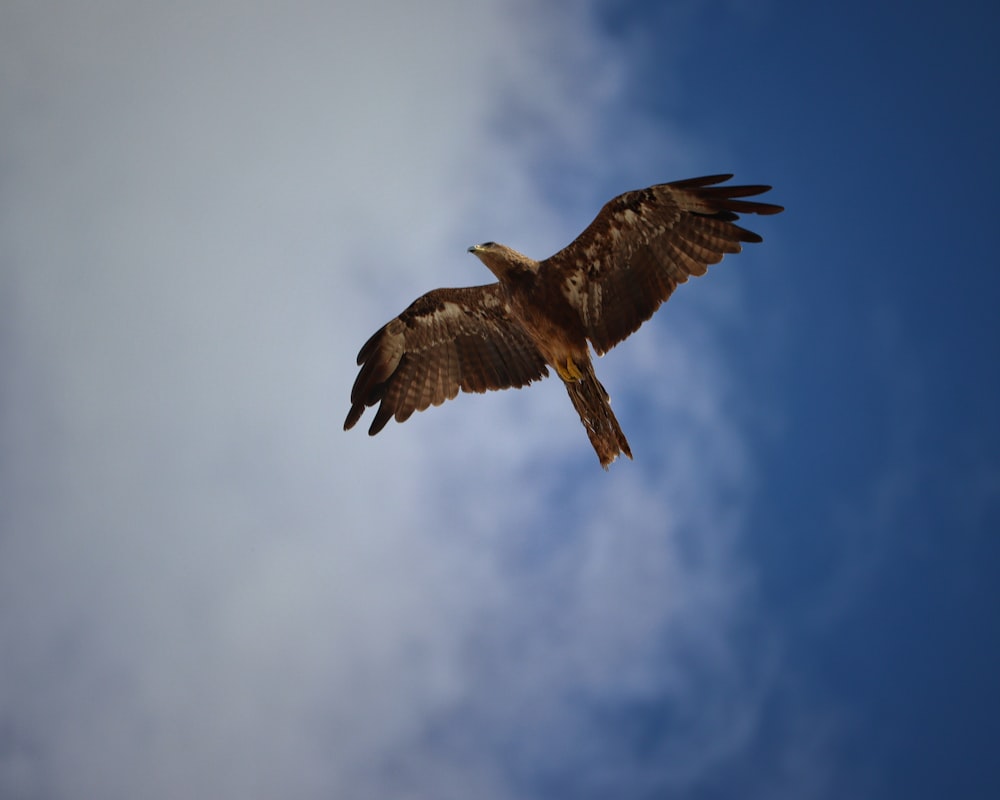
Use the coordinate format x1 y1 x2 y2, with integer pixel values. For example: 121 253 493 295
556 358 583 382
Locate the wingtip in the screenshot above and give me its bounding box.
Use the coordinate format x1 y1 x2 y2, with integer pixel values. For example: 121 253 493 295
368 405 393 436
344 405 363 431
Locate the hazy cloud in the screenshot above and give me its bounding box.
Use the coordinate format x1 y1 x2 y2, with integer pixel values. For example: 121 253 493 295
0 2 794 798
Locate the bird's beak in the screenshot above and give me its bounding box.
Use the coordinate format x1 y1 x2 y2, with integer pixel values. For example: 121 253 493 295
467 245 480 254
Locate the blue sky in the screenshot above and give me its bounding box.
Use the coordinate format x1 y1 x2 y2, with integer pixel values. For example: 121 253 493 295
1 1 998 799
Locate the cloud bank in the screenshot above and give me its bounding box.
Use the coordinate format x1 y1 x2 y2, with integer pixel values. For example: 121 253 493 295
0 2 797 798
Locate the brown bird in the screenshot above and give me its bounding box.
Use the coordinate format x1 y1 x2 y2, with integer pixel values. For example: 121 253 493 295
345 174 783 468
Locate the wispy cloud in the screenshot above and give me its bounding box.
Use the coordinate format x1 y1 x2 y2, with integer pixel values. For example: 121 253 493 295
0 2 814 798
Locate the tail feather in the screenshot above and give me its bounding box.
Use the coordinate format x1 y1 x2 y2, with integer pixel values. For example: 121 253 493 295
565 364 632 469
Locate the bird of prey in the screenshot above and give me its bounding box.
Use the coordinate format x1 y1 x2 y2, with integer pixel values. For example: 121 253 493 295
345 174 783 468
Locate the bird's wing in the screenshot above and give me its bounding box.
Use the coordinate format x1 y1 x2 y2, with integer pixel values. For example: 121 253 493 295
345 283 549 435
543 174 783 355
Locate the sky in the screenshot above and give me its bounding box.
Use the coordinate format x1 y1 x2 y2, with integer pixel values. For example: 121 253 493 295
1 1 998 799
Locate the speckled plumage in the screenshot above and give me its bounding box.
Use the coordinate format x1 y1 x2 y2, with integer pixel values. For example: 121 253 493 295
345 174 783 468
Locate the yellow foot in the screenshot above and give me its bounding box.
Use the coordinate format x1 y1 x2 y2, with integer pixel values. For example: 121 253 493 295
556 357 584 382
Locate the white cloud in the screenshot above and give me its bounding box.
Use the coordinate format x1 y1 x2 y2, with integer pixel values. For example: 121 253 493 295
0 2 792 798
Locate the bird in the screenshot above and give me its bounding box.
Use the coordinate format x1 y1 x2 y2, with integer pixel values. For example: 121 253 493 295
344 174 783 468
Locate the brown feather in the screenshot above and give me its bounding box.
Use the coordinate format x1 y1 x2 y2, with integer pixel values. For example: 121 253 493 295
345 174 782 467
545 175 783 355
564 360 632 469
344 284 548 435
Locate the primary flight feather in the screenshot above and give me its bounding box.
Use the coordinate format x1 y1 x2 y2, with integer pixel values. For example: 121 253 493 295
345 174 783 468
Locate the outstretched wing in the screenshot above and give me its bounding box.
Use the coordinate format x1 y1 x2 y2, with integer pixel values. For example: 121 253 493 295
345 284 549 435
545 174 783 355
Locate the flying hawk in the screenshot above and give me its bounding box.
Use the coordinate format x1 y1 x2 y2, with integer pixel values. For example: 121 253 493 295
345 174 783 468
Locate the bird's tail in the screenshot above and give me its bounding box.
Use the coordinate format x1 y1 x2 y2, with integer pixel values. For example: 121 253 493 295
565 362 632 469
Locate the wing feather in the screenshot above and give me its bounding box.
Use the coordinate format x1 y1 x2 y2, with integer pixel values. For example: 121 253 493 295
544 175 783 354
344 284 548 435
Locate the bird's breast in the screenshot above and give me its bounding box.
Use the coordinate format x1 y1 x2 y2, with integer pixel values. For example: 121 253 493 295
508 288 588 369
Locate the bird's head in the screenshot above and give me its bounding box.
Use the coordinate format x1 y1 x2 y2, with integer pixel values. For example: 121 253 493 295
467 241 538 282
